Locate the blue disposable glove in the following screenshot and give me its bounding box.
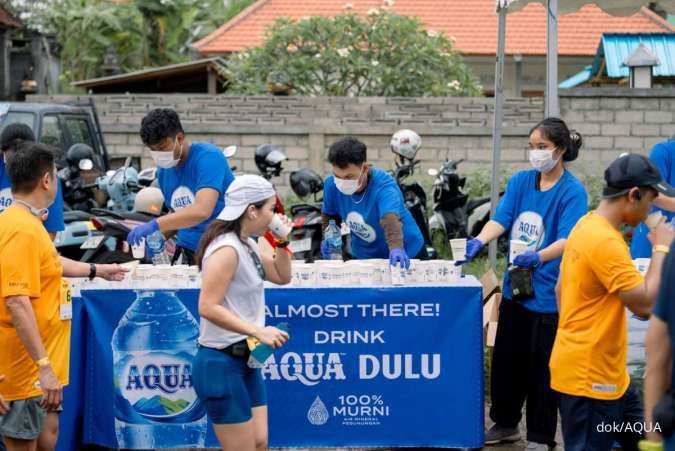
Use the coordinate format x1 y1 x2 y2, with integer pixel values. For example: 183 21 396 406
456 238 484 266
513 250 541 269
320 240 331 260
389 248 410 270
127 219 159 247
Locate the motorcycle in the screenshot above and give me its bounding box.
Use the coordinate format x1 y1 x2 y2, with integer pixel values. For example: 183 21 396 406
288 168 324 262
55 144 103 259
79 189 167 264
389 129 436 258
428 157 505 251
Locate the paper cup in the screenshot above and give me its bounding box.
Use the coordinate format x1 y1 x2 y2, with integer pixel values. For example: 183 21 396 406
442 261 462 282
316 263 336 287
346 261 362 285
269 214 292 240
357 263 376 286
509 240 530 264
449 238 467 261
633 258 650 276
645 211 664 230
390 265 406 286
131 238 145 259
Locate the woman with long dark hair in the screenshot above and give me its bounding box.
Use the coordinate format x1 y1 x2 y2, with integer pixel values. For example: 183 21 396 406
462 118 588 450
192 174 292 451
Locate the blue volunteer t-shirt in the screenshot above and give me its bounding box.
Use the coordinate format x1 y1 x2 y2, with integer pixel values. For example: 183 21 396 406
0 156 65 233
631 140 675 258
157 142 234 252
322 167 424 259
493 169 588 313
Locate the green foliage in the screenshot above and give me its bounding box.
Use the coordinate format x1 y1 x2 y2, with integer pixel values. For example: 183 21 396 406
464 165 514 200
6 0 255 86
225 8 481 96
575 169 604 210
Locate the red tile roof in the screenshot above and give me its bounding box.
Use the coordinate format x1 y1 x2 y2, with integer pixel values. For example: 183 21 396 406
193 0 674 57
0 5 22 29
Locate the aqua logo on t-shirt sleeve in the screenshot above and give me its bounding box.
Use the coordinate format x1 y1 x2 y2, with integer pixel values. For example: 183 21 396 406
511 211 545 248
171 186 195 210
0 187 13 212
346 211 377 243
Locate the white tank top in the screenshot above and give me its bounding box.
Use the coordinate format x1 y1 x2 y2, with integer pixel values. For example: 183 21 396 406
198 232 265 348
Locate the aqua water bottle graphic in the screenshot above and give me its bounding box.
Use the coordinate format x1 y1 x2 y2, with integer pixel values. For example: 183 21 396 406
111 291 206 448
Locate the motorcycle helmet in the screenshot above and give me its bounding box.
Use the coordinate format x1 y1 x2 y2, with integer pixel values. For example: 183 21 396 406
390 129 421 161
66 143 95 165
254 144 287 178
290 168 323 198
133 187 164 216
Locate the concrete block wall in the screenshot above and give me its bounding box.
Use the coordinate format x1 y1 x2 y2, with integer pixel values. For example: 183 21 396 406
29 88 674 195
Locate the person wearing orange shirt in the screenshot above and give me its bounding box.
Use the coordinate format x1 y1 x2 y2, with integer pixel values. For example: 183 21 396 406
0 144 69 451
550 154 675 451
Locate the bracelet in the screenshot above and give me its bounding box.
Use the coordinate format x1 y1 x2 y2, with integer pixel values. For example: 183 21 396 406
88 263 97 280
36 357 50 368
653 245 671 255
638 440 664 451
275 240 290 248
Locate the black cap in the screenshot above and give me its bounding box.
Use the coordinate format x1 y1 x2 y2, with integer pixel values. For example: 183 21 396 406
603 153 675 198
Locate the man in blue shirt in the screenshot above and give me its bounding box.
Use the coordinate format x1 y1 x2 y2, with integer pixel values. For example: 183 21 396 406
128 109 234 265
320 136 424 268
0 123 64 236
631 138 675 258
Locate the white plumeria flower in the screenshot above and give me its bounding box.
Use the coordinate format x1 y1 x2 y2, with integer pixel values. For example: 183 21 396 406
427 30 438 37
367 8 380 15
371 60 380 67
337 48 350 57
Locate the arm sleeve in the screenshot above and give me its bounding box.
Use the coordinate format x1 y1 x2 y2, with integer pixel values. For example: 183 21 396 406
195 151 233 193
380 213 404 250
1 231 41 299
557 186 588 239
589 236 644 294
44 179 65 233
492 174 520 231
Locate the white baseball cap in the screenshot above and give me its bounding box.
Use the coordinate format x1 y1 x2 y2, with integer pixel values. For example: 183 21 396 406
217 174 276 221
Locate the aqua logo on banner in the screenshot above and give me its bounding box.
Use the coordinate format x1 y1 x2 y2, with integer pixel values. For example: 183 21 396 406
111 291 206 449
307 396 329 426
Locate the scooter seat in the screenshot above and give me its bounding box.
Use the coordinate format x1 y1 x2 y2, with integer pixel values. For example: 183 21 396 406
64 211 93 222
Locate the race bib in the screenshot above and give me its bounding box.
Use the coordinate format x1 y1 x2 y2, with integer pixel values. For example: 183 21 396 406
60 279 72 321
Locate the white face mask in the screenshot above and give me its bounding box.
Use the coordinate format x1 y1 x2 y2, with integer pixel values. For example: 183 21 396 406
150 138 182 169
334 166 365 195
529 148 559 173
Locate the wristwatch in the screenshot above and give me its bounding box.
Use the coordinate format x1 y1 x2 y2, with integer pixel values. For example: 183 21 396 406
88 263 97 280
653 245 670 255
